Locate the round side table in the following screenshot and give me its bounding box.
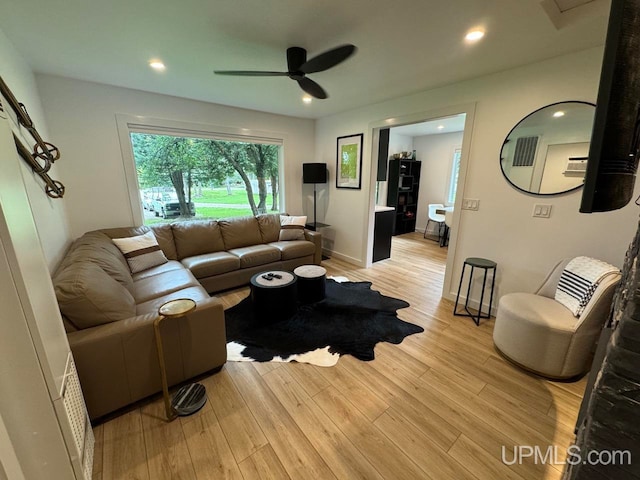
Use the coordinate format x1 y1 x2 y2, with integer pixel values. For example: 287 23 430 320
250 270 297 322
155 298 207 420
294 265 327 303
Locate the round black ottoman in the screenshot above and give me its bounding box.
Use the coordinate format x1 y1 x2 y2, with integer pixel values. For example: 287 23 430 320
294 265 327 303
250 270 297 322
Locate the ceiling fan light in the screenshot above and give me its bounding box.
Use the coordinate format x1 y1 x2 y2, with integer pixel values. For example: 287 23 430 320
302 96 313 104
149 60 166 71
465 29 485 42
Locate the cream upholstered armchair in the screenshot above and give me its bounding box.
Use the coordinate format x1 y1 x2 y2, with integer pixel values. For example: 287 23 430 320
493 258 621 379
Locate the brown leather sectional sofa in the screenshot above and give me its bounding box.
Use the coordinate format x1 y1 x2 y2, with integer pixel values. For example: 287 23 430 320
53 213 322 419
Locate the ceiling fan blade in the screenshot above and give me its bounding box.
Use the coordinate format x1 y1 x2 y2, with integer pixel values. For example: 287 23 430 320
300 44 356 74
214 70 289 76
296 77 328 99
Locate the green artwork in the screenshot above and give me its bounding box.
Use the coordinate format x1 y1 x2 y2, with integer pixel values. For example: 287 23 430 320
340 143 358 179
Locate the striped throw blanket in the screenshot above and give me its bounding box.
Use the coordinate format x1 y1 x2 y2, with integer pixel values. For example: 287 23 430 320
554 256 619 317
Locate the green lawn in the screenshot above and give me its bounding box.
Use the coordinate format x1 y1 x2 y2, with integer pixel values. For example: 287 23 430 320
196 206 254 218
143 187 279 226
144 205 280 226
194 188 274 206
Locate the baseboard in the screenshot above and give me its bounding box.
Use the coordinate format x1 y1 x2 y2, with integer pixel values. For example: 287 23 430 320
443 291 498 317
321 248 363 267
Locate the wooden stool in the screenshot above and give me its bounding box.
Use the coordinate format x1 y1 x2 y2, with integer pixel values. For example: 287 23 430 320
294 265 327 303
454 257 497 326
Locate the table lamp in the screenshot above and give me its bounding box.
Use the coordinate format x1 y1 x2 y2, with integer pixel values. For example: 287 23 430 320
155 298 207 421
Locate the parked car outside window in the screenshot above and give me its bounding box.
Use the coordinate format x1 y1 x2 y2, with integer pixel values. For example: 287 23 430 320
151 193 195 219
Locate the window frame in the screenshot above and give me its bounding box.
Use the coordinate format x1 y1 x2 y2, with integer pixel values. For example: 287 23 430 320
445 146 462 206
116 114 287 226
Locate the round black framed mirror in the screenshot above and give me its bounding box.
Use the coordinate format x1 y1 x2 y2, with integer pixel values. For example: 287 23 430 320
500 101 596 195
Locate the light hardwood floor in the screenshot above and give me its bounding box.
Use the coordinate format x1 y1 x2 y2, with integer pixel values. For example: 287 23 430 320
93 232 586 480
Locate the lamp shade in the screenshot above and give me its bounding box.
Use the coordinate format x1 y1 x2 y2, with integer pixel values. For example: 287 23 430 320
303 163 327 184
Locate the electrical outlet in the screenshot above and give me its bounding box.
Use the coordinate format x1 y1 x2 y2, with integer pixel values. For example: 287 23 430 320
462 198 480 211
532 204 552 218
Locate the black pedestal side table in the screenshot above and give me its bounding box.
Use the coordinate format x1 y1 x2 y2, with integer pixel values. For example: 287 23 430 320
454 257 497 326
250 271 298 322
294 265 327 303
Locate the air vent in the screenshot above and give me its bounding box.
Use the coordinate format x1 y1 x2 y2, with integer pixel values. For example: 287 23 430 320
513 136 539 167
61 355 94 480
540 0 608 29
564 156 588 176
554 0 595 13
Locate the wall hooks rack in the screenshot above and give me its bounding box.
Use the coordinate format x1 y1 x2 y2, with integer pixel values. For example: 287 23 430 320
0 75 65 198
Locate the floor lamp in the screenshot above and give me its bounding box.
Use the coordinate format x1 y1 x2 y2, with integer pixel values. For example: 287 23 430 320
303 163 327 230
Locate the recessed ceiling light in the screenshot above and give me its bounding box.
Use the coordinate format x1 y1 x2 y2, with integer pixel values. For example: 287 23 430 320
149 60 166 71
553 111 565 117
302 95 312 104
465 30 485 42
437 125 445 130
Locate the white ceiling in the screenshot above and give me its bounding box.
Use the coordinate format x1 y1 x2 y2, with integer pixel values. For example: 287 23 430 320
0 0 610 119
391 115 466 137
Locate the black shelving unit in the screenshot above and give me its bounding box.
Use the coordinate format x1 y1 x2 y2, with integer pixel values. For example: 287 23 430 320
387 158 421 235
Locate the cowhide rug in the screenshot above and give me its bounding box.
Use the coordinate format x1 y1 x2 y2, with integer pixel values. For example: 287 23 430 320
225 277 422 366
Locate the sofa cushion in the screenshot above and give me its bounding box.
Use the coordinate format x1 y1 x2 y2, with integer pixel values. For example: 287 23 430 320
498 293 576 332
279 215 307 241
135 286 211 316
219 216 264 250
150 223 178 260
112 231 169 273
228 244 281 268
268 241 316 261
61 315 78 333
132 268 201 303
59 232 134 293
54 262 136 330
181 252 241 279
100 226 149 239
172 220 225 259
132 260 185 281
257 213 281 243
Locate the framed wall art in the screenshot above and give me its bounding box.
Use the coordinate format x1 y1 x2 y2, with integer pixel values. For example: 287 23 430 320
336 133 363 189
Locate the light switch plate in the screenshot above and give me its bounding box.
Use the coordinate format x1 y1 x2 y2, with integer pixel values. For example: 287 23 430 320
462 198 480 211
533 204 552 218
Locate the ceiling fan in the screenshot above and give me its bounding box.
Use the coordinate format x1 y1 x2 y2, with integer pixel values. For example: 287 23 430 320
214 44 357 99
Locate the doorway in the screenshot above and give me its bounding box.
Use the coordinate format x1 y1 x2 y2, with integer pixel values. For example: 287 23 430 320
381 115 465 238
366 103 476 300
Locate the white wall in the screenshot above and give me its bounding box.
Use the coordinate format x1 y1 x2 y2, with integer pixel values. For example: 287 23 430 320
35 75 316 239
0 29 78 478
314 46 640 302
388 132 413 159
413 131 463 233
0 29 70 270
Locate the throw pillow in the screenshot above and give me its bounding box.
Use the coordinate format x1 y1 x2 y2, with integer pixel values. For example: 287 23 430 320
112 231 168 273
279 215 307 241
